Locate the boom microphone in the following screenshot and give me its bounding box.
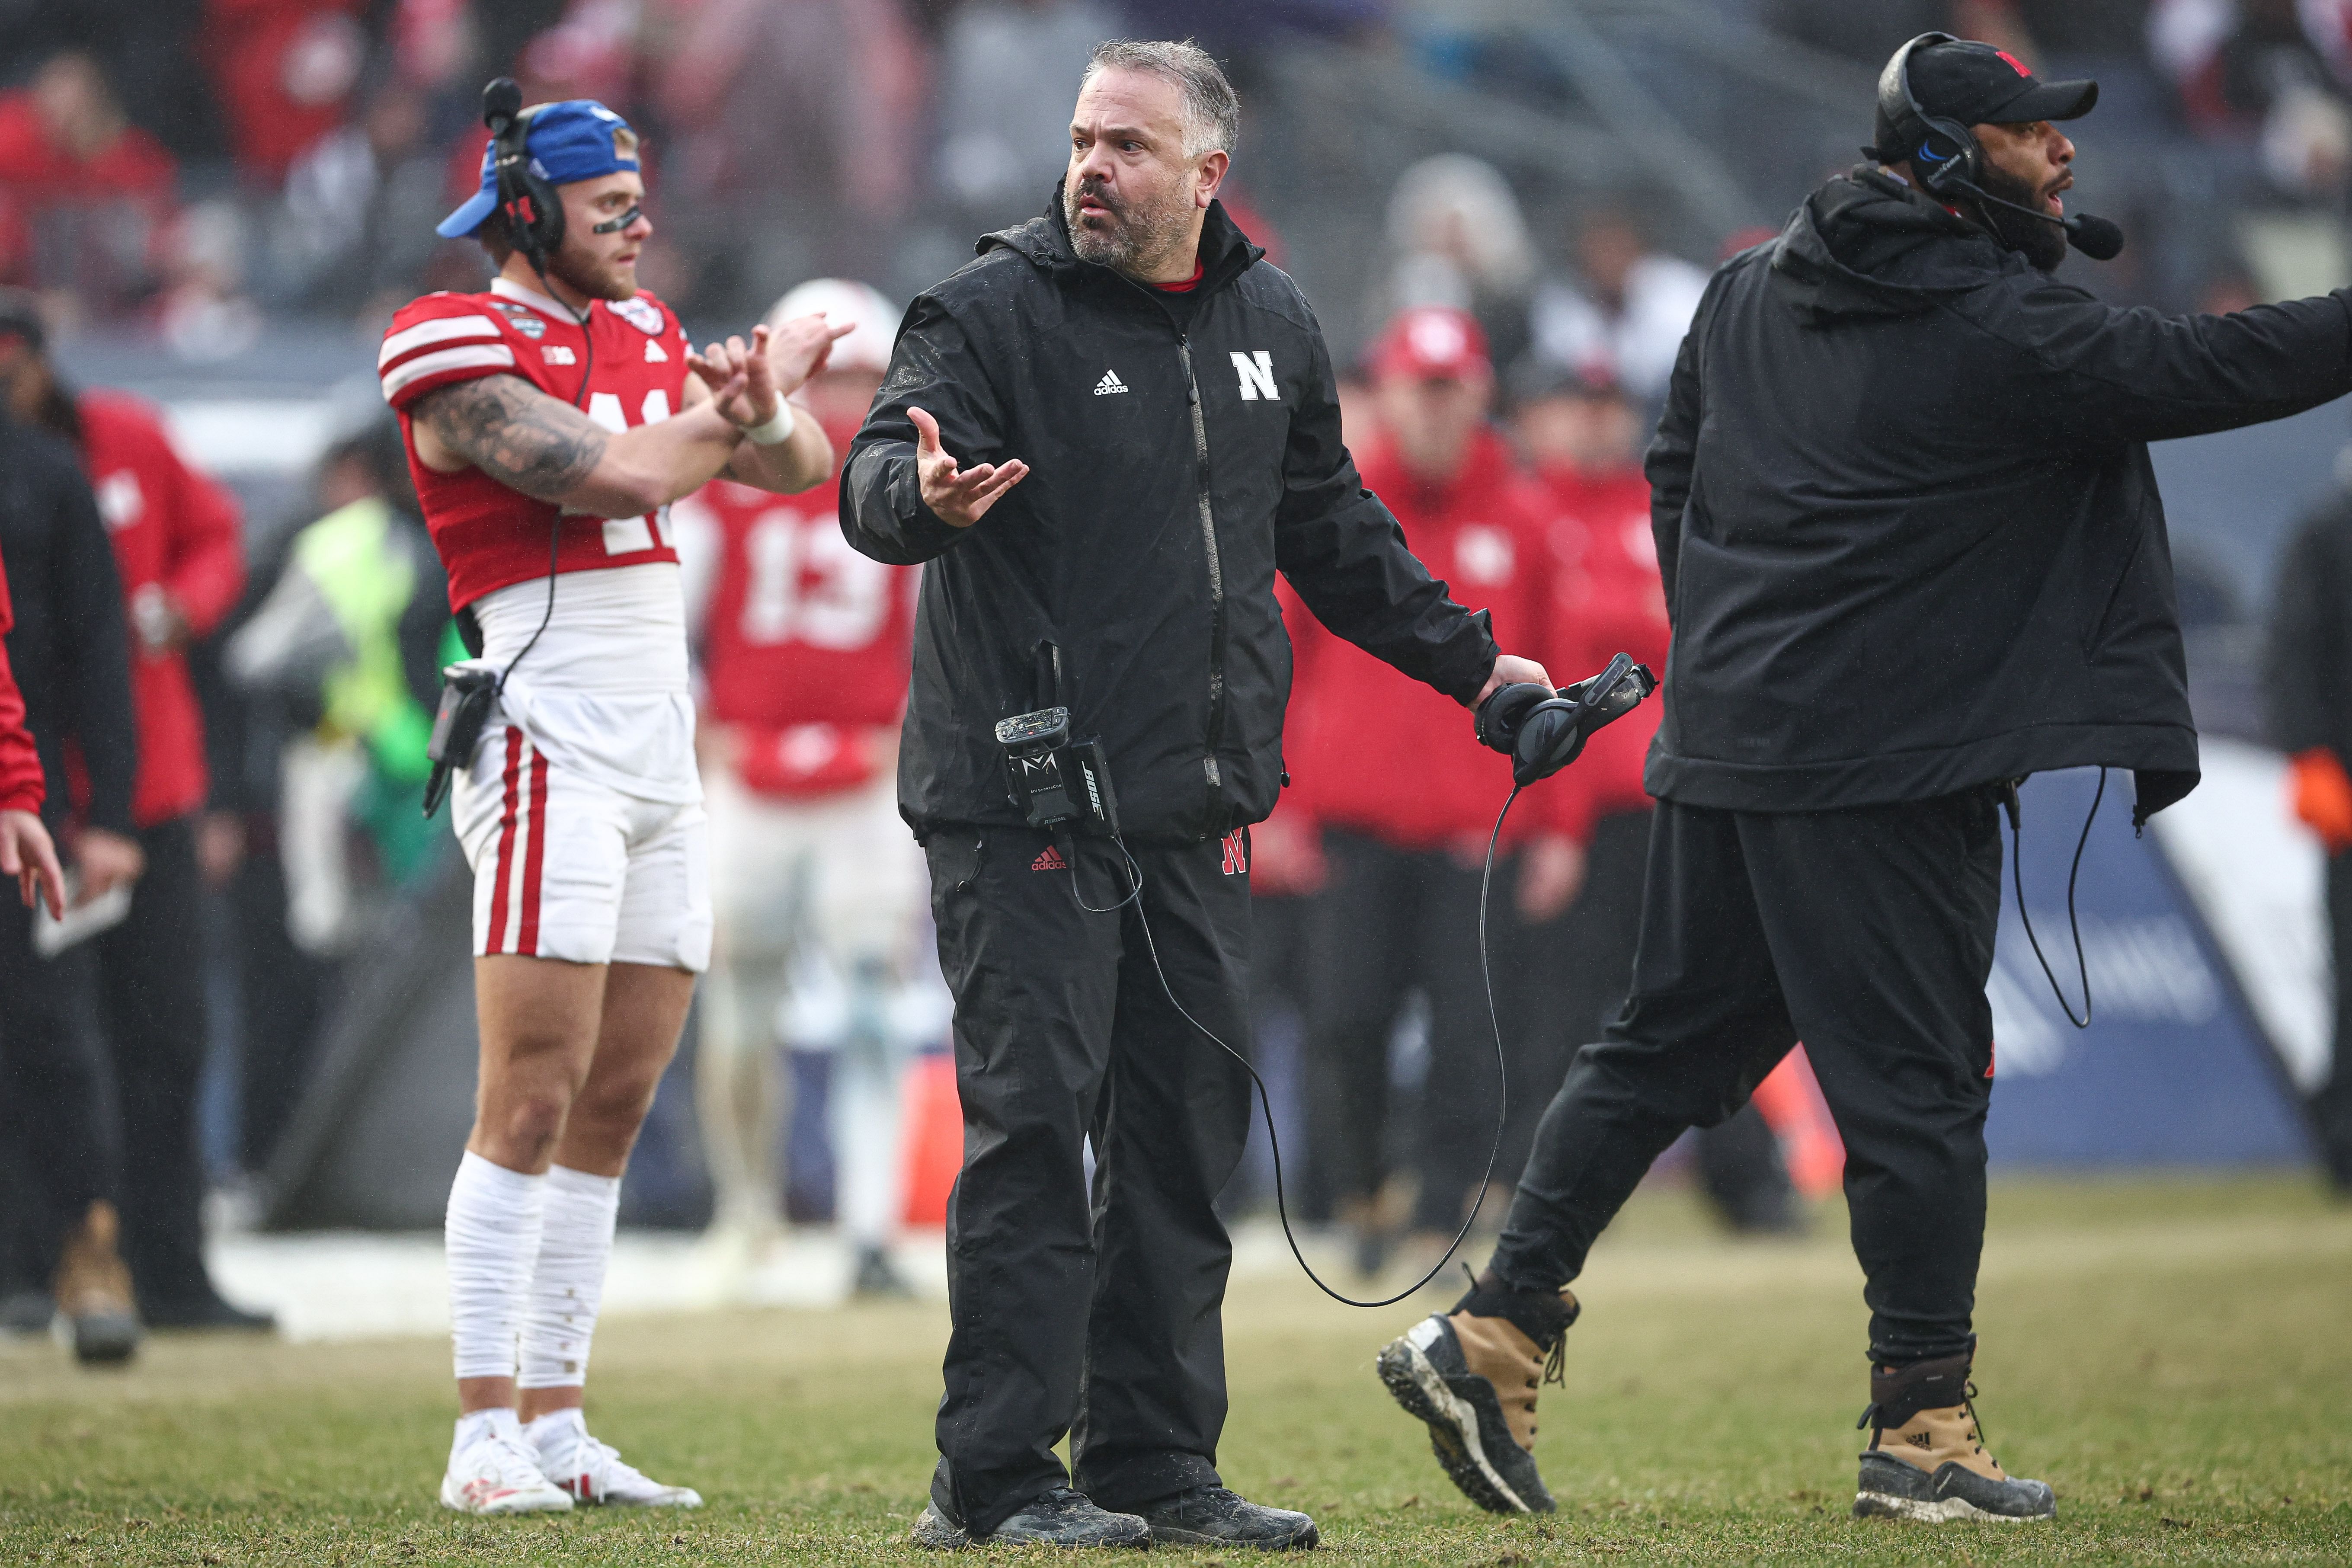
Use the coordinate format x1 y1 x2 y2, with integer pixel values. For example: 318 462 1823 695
1954 177 2125 260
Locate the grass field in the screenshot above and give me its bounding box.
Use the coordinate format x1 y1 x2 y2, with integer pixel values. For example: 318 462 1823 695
3 1174 2349 1565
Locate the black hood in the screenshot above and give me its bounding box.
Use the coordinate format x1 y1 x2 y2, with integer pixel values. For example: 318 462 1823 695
981 182 1265 297
1770 166 2010 325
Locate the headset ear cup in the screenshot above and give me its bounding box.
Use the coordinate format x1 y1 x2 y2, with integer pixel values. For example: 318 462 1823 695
1916 115 1983 196
1512 701 1587 788
523 169 564 259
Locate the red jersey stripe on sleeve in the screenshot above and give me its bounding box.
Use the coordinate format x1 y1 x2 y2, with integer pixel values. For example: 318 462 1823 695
380 313 502 368
382 341 518 405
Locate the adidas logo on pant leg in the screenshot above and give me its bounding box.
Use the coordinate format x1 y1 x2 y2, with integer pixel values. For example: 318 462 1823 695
1093 369 1128 396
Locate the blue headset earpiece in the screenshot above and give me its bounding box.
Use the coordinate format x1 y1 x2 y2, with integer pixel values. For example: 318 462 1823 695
1877 32 1984 198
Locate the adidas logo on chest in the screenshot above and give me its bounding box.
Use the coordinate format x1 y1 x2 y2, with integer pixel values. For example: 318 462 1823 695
1093 369 1128 396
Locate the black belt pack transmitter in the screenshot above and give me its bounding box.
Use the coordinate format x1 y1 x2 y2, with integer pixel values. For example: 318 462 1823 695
423 662 499 818
997 706 1120 835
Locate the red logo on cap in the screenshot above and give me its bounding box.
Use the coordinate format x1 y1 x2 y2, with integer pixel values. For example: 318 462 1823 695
1995 49 2030 78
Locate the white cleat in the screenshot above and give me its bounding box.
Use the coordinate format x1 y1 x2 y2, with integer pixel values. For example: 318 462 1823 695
529 1409 704 1508
440 1417 574 1515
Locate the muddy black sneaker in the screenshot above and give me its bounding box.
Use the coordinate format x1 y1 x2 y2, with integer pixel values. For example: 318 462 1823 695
1852 1352 2055 1523
1130 1485 1317 1549
1377 1274 1578 1514
912 1487 1150 1549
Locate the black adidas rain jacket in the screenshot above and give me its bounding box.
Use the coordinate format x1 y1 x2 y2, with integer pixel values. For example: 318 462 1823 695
842 192 1498 843
1645 166 2352 824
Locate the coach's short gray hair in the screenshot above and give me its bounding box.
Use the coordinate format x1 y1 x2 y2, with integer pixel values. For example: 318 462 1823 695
1082 38 1240 158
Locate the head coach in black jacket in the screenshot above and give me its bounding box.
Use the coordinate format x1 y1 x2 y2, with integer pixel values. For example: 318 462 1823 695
842 38 1551 1552
1375 35 2352 1528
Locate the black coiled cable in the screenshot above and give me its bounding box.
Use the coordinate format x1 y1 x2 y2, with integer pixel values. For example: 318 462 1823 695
1068 784 1523 1309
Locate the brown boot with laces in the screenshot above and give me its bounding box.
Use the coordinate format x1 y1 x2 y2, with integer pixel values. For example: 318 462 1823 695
53 1200 139 1364
1378 1270 1576 1512
1853 1351 2054 1522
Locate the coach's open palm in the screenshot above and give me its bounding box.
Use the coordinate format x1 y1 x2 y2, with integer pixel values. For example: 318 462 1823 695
909 406 1029 528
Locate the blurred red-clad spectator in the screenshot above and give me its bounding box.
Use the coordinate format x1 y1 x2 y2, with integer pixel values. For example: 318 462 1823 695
1279 305 1571 1271
202 0 368 181
0 53 179 313
1516 359 1668 851
76 389 247 826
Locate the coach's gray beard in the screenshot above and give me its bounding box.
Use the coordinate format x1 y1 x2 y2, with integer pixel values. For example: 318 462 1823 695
1066 185 1194 278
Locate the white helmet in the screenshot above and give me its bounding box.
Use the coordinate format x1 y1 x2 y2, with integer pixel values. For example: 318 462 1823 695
764 278 899 376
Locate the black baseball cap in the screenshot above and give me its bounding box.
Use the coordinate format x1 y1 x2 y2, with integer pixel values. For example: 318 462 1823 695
1875 37 2097 155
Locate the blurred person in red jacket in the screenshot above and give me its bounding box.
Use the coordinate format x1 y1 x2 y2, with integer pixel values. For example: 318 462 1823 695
202 0 367 182
0 51 179 314
0 289 269 1330
1275 305 1581 1274
670 277 937 1298
1514 357 1801 1235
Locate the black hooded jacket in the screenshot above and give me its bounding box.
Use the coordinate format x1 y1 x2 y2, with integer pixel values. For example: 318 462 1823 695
0 415 135 834
842 194 1498 842
1645 166 2352 823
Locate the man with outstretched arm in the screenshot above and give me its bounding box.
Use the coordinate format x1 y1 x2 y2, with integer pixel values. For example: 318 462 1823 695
1377 33 2352 1527
381 89 844 1515
843 38 1550 1552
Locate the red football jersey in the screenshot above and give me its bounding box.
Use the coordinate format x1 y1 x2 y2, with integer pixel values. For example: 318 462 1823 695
379 278 692 610
675 414 918 796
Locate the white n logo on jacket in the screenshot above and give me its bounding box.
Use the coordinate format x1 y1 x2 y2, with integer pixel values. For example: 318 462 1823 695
1230 350 1276 400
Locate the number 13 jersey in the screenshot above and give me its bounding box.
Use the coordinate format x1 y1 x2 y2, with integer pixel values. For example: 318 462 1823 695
380 276 693 611
673 411 918 798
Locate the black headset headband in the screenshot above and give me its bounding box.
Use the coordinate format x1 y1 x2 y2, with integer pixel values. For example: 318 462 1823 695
1875 31 1984 196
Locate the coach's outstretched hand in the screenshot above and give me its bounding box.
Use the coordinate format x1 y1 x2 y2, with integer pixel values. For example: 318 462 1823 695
909 406 1029 528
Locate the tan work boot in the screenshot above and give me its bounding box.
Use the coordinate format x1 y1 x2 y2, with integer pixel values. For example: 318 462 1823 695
52 1200 139 1365
1377 1272 1577 1512
1853 1351 2053 1522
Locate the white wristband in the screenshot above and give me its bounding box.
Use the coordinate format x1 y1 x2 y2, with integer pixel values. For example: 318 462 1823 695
743 401 797 446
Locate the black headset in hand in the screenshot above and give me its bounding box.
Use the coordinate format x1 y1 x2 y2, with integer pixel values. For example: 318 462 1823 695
1475 653 1658 787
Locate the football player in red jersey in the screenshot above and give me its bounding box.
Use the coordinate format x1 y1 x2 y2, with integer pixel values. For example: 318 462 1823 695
671 278 934 1298
380 93 849 1516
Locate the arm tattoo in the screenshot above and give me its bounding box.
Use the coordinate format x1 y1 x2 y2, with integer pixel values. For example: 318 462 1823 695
414 375 608 502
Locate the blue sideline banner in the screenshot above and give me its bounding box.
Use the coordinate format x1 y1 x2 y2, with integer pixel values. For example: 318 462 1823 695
1985 768 2311 1166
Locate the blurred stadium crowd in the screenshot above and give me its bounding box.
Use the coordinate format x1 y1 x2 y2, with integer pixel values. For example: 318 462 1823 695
4 0 2352 1355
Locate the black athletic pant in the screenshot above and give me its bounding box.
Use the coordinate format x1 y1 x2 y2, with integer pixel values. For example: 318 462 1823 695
923 823 1254 1536
0 877 109 1288
1304 828 1526 1234
1491 791 2001 1365
93 816 218 1311
1507 807 1796 1226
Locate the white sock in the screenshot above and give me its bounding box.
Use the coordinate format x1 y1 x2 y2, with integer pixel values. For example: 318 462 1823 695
518 1165 621 1392
453 1405 524 1459
525 1407 588 1453
445 1151 547 1384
